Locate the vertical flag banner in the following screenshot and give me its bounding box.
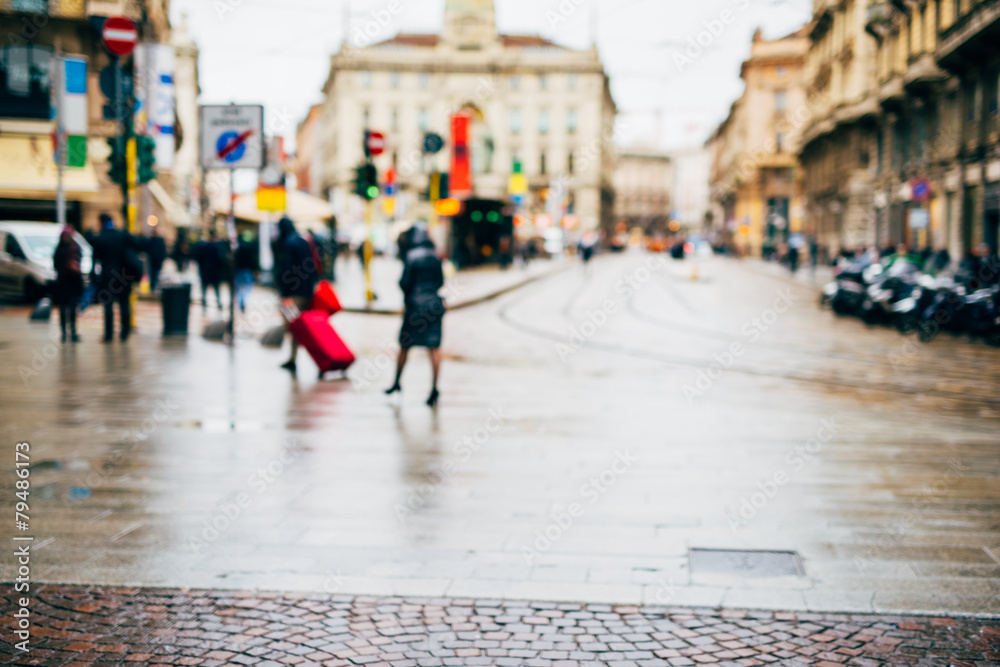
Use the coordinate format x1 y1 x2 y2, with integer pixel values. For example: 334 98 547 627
135 44 176 170
60 57 88 168
450 112 472 197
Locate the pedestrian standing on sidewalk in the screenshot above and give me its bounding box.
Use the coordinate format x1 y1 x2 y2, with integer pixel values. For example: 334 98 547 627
52 224 83 343
90 213 141 343
234 231 259 313
274 216 319 373
194 229 224 311
147 227 167 292
385 228 445 407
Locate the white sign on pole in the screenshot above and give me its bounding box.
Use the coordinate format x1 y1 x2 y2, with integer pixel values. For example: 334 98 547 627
200 104 265 170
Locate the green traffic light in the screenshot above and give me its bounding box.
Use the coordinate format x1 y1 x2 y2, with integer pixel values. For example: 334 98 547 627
487 211 500 223
367 185 380 199
471 211 483 222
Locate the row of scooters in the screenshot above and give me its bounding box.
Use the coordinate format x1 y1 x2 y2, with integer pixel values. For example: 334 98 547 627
821 255 1000 346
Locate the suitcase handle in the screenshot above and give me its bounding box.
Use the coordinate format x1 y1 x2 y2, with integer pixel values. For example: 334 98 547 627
278 299 301 323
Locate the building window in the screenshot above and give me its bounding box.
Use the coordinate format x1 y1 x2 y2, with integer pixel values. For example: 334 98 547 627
509 108 521 134
568 74 577 90
567 108 578 134
540 151 547 175
539 75 547 90
418 108 428 131
539 109 550 134
363 106 370 129
390 72 400 88
776 65 786 76
360 71 372 88
391 107 399 131
776 132 785 152
419 72 429 89
775 90 787 112
567 150 575 174
0 45 53 120
510 75 521 91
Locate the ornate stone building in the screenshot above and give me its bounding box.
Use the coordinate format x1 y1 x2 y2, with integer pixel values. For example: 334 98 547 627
709 28 810 256
800 0 1000 258
311 0 617 237
613 150 671 233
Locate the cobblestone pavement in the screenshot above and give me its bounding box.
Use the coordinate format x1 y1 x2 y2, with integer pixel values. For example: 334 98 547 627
2 586 999 666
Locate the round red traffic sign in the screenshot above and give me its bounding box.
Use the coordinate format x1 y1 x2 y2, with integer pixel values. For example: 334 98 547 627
365 131 386 157
102 17 138 57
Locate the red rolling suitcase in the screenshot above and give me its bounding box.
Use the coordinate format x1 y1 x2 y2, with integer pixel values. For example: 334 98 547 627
288 310 355 377
311 281 343 315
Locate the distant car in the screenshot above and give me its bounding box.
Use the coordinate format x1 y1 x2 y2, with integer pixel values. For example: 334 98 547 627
0 221 93 302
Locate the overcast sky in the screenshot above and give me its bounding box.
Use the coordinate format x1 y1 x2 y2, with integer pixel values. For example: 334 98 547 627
170 0 812 153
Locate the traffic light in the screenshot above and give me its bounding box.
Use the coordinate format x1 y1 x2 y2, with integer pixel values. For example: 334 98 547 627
107 138 126 185
354 163 379 200
136 135 157 184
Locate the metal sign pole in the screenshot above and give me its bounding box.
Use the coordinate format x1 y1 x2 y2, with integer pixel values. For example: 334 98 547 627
227 167 237 343
54 46 66 228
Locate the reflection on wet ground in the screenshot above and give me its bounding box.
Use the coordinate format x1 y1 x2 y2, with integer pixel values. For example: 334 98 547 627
1 254 998 615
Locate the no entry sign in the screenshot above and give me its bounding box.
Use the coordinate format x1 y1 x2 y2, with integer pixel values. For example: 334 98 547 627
102 17 138 57
364 131 386 157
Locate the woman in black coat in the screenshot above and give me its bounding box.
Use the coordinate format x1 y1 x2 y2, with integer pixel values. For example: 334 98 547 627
386 228 445 406
52 226 83 342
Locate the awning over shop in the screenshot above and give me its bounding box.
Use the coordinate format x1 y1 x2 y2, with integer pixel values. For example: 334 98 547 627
0 135 100 197
211 189 334 232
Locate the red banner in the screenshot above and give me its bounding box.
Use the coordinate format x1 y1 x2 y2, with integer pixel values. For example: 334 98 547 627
450 113 472 197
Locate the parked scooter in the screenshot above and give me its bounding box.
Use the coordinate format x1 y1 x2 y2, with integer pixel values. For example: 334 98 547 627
825 256 873 315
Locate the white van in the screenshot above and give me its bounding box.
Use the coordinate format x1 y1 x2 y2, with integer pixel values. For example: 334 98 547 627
0 221 93 302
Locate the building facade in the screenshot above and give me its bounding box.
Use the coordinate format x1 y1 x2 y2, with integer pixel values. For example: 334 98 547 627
0 0 195 236
613 150 671 233
801 0 1000 259
709 28 810 256
799 0 882 257
312 0 617 240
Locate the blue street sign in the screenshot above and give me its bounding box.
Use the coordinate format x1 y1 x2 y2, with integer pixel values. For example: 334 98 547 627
216 131 247 164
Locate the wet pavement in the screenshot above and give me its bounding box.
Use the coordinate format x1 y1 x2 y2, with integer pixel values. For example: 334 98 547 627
2 586 999 666
1 252 999 623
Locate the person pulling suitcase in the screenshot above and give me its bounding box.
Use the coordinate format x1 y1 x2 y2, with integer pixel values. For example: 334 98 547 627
274 216 319 373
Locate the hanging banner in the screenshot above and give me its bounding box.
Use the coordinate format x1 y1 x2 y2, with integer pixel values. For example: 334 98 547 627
134 44 175 169
450 112 472 197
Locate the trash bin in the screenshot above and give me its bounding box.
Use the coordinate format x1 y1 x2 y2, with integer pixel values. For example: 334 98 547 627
161 283 191 336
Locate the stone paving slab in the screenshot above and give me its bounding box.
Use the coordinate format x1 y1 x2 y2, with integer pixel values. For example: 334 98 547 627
2 586 999 666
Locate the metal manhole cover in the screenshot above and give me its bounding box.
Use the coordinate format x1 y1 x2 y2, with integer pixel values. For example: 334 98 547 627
690 548 805 577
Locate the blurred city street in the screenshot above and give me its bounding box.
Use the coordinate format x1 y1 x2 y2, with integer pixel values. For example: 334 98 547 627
3 253 998 628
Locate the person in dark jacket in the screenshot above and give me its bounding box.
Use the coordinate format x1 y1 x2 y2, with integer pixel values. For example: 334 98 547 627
171 234 191 272
90 213 141 342
52 225 83 342
194 229 224 311
385 227 445 407
146 227 167 292
274 216 320 372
